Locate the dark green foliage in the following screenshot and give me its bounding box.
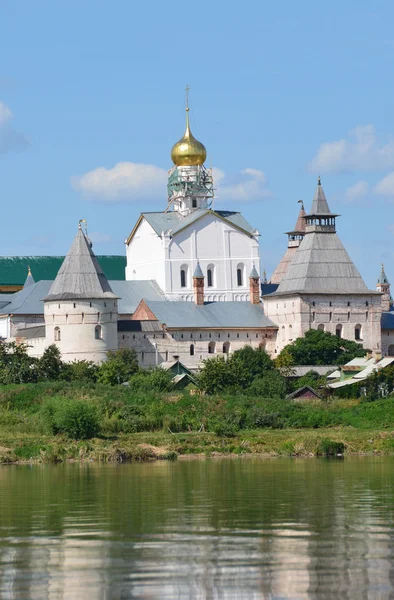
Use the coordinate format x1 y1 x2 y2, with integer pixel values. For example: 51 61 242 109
363 364 394 401
97 348 139 385
42 397 99 439
65 360 99 383
197 347 274 394
38 345 64 381
0 342 39 384
277 329 367 366
248 371 287 398
128 369 173 393
317 439 345 456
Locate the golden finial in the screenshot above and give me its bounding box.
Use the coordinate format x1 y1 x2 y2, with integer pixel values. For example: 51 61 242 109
171 86 207 167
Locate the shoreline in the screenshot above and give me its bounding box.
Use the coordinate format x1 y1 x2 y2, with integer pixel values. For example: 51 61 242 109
1 427 394 464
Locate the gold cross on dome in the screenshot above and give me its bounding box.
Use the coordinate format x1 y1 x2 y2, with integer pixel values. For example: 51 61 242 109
185 84 190 110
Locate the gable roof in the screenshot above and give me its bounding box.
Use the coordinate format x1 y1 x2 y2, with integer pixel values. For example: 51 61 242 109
127 209 257 244
45 227 118 301
134 300 277 329
286 385 321 400
0 255 126 286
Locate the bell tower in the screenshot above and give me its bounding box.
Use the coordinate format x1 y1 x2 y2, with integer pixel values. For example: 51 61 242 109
167 86 214 216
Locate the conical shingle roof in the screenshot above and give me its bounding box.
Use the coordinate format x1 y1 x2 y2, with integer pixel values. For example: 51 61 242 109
286 202 306 234
309 177 336 216
274 231 370 294
45 226 118 301
378 263 389 285
271 180 372 295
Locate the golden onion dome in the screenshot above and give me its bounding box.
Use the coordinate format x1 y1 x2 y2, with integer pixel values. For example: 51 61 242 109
171 107 207 167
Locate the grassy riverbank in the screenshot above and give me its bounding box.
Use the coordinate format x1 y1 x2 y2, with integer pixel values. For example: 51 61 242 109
1 428 394 463
0 381 393 462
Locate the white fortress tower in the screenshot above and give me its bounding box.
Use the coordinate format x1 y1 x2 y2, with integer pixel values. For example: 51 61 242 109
125 89 261 301
44 222 119 363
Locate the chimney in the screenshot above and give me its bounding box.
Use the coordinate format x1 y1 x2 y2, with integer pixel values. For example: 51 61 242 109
193 262 205 306
249 264 260 305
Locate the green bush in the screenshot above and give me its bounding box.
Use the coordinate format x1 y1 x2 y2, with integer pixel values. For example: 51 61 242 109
42 398 99 439
248 371 287 398
317 439 345 456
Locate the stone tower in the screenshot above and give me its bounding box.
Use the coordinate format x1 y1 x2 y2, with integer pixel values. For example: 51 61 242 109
264 178 382 354
270 201 306 284
377 264 391 313
44 223 119 363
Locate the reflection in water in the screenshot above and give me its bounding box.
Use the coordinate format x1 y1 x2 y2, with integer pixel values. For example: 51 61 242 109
0 458 394 598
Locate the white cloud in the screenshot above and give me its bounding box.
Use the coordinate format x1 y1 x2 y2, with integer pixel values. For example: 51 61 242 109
215 167 271 202
73 162 271 203
375 172 394 197
309 125 394 174
0 100 29 154
89 232 111 244
345 180 369 201
71 162 168 201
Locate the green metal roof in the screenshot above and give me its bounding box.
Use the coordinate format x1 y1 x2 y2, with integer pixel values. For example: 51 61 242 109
0 255 126 286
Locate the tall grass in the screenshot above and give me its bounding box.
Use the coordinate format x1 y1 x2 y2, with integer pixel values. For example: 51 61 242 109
0 383 393 440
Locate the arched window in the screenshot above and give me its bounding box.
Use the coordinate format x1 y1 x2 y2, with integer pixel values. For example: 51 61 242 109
355 325 362 341
207 264 215 288
95 325 102 340
223 341 230 354
208 341 216 354
236 263 244 287
190 344 195 356
180 264 188 288
318 324 325 331
54 327 61 342
335 324 342 338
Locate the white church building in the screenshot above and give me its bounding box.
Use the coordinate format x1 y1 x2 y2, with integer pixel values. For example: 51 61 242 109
0 97 393 365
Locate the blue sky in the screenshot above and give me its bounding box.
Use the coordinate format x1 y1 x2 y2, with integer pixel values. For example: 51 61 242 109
1 0 394 288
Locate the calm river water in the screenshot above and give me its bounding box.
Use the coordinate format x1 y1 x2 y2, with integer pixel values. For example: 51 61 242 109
1 457 394 599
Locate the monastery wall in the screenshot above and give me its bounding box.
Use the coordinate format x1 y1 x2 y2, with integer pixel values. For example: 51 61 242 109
119 327 277 369
264 294 382 355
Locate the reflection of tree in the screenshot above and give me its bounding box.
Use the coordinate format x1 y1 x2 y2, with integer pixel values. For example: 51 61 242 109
1 459 394 598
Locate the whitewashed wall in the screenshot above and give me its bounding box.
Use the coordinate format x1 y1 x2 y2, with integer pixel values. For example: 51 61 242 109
118 327 276 368
44 298 119 363
126 211 261 301
125 218 165 287
264 294 382 355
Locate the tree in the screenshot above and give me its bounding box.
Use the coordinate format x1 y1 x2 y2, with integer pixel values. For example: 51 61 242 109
67 360 99 383
197 355 250 394
248 370 287 398
38 345 64 381
97 348 139 385
0 341 38 384
231 346 274 384
277 330 367 366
